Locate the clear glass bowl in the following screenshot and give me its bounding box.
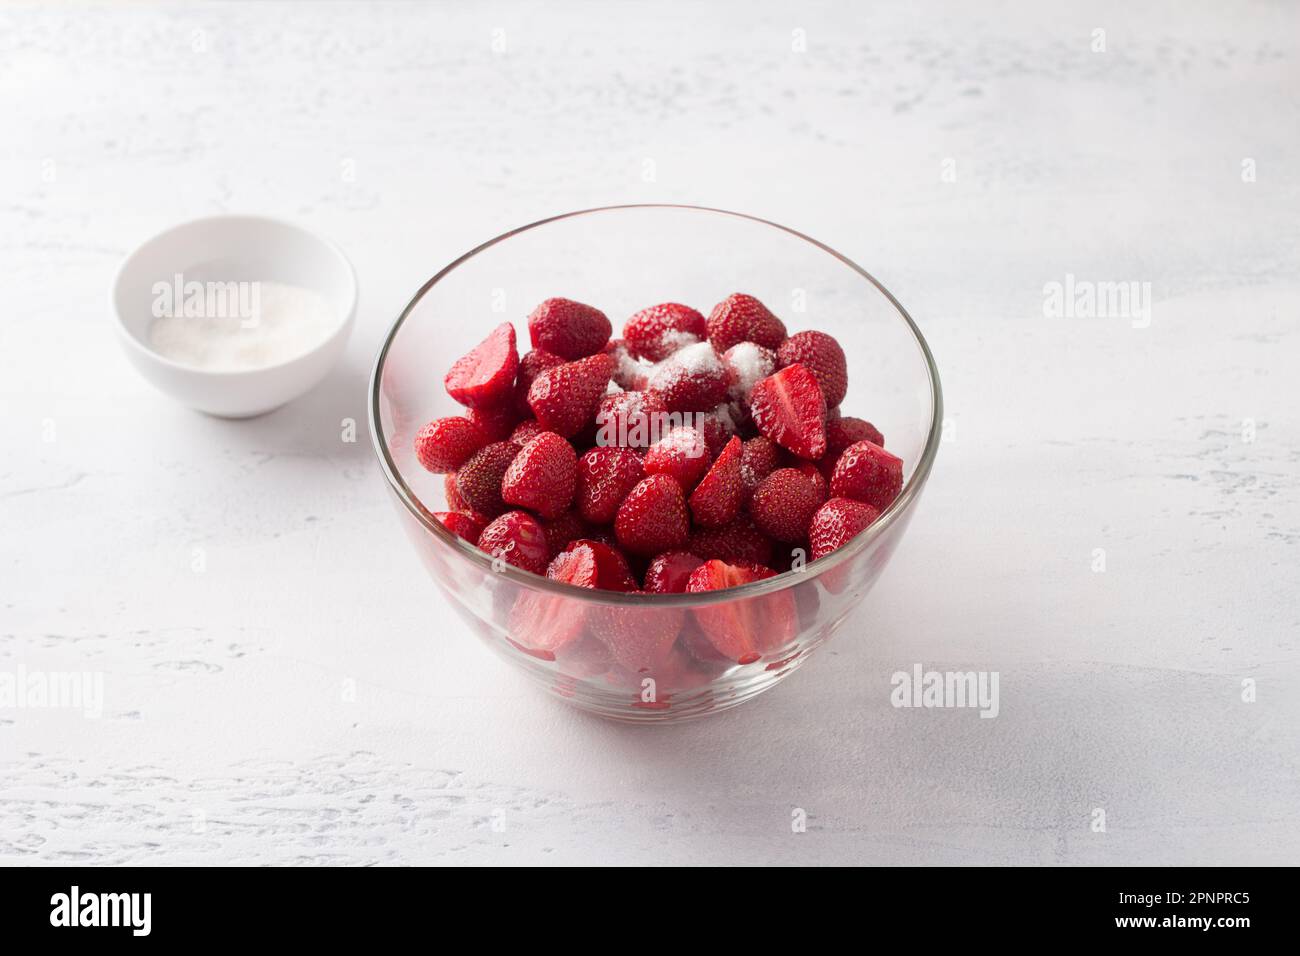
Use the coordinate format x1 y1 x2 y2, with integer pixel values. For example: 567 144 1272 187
369 205 942 722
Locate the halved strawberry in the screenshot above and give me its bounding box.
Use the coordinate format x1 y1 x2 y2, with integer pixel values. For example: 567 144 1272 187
564 538 639 591
777 330 848 408
414 416 487 474
706 293 787 351
688 435 743 528
623 302 707 362
686 560 796 663
643 426 712 492
809 497 881 560
750 467 822 543
614 473 690 556
829 440 903 511
643 551 705 593
508 545 598 659
527 298 612 359
748 363 827 460
434 511 487 543
444 322 519 409
576 446 645 524
476 510 550 575
528 353 614 437
454 440 521 517
501 431 578 518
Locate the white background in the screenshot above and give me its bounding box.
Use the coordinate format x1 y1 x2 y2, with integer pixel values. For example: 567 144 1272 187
2 1 1297 865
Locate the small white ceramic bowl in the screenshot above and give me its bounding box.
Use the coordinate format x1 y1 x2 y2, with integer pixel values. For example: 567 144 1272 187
112 215 357 417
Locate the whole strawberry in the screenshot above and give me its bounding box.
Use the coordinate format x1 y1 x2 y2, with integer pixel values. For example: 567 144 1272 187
501 431 578 518
614 473 690 556
643 426 712 493
528 353 614 437
750 467 822 543
414 416 487 474
777 330 848 408
809 497 881 560
513 348 566 415
686 559 796 663
738 435 782 503
476 510 550 575
688 514 775 567
527 298 612 360
830 440 903 511
721 341 777 404
434 511 487 544
820 416 886 479
444 322 519 409
576 446 645 524
646 341 729 412
454 440 521 517
623 302 707 362
706 293 787 351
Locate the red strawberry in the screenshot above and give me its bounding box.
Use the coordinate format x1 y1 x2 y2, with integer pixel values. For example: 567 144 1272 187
614 473 690 556
739 436 782 502
794 460 829 503
706 293 787 351
444 322 519 409
643 551 705 593
603 338 651 390
509 545 597 659
809 497 881 560
540 510 589 558
413 416 487 473
510 418 546 445
749 363 827 460
444 472 469 512
686 560 795 663
528 353 614 437
589 599 684 671
829 440 904 511
646 341 728 412
558 538 638 591
821 416 885 478
576 446 644 524
454 440 521 517
476 510 549 575
593 389 666 450
750 467 822 543
623 302 707 362
688 515 774 567
500 431 578 518
688 435 743 528
466 404 518 442
721 341 778 404
513 348 566 414
527 297 611 359
777 330 848 408
434 511 487 543
643 426 712 492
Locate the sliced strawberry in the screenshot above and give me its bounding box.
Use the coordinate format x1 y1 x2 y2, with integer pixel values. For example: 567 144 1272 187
749 363 827 460
686 560 795 663
527 297 612 360
739 436 783 503
588 599 685 672
809 497 881 560
444 322 519 409
614 473 690 556
705 293 787 351
508 545 598 659
527 353 614 437
750 467 823 543
776 330 848 408
643 551 705 593
643 426 712 492
829 440 904 511
646 341 729 412
565 538 639 591
688 515 775 567
500 431 578 519
476 510 550 575
623 302 707 362
688 435 743 528
721 341 778 404
413 416 487 474
454 440 521 517
434 511 487 543
576 446 645 524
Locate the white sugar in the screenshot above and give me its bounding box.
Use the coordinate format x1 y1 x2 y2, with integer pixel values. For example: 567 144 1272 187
724 341 774 402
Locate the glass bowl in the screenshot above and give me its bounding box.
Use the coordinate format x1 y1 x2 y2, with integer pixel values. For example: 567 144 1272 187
369 205 942 722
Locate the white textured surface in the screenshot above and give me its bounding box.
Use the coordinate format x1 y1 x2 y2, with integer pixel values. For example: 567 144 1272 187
2 0 1298 865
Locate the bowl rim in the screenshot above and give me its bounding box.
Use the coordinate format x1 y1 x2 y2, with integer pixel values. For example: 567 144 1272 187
368 203 943 608
110 213 359 379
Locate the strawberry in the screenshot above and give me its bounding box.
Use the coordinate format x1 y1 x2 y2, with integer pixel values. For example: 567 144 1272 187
688 515 774 567
721 341 777 404
509 418 546 445
750 467 822 543
643 426 712 492
623 302 707 362
705 293 787 351
466 404 518 442
686 560 795 663
500 431 578 518
454 440 521 517
476 510 550 575
739 436 782 502
643 551 705 593
794 460 829 503
434 511 487 543
821 416 885 479
444 322 519 409
593 389 666 450
809 497 881 560
588 599 684 672
575 446 644 524
603 338 651 390
829 440 903 511
558 538 638 591
444 472 469 512
508 545 597 659
413 416 487 474
528 353 614 437
748 363 827 460
614 473 690 556
527 297 611 360
688 435 743 528
513 348 566 414
777 330 848 408
540 510 589 558
645 341 729 412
